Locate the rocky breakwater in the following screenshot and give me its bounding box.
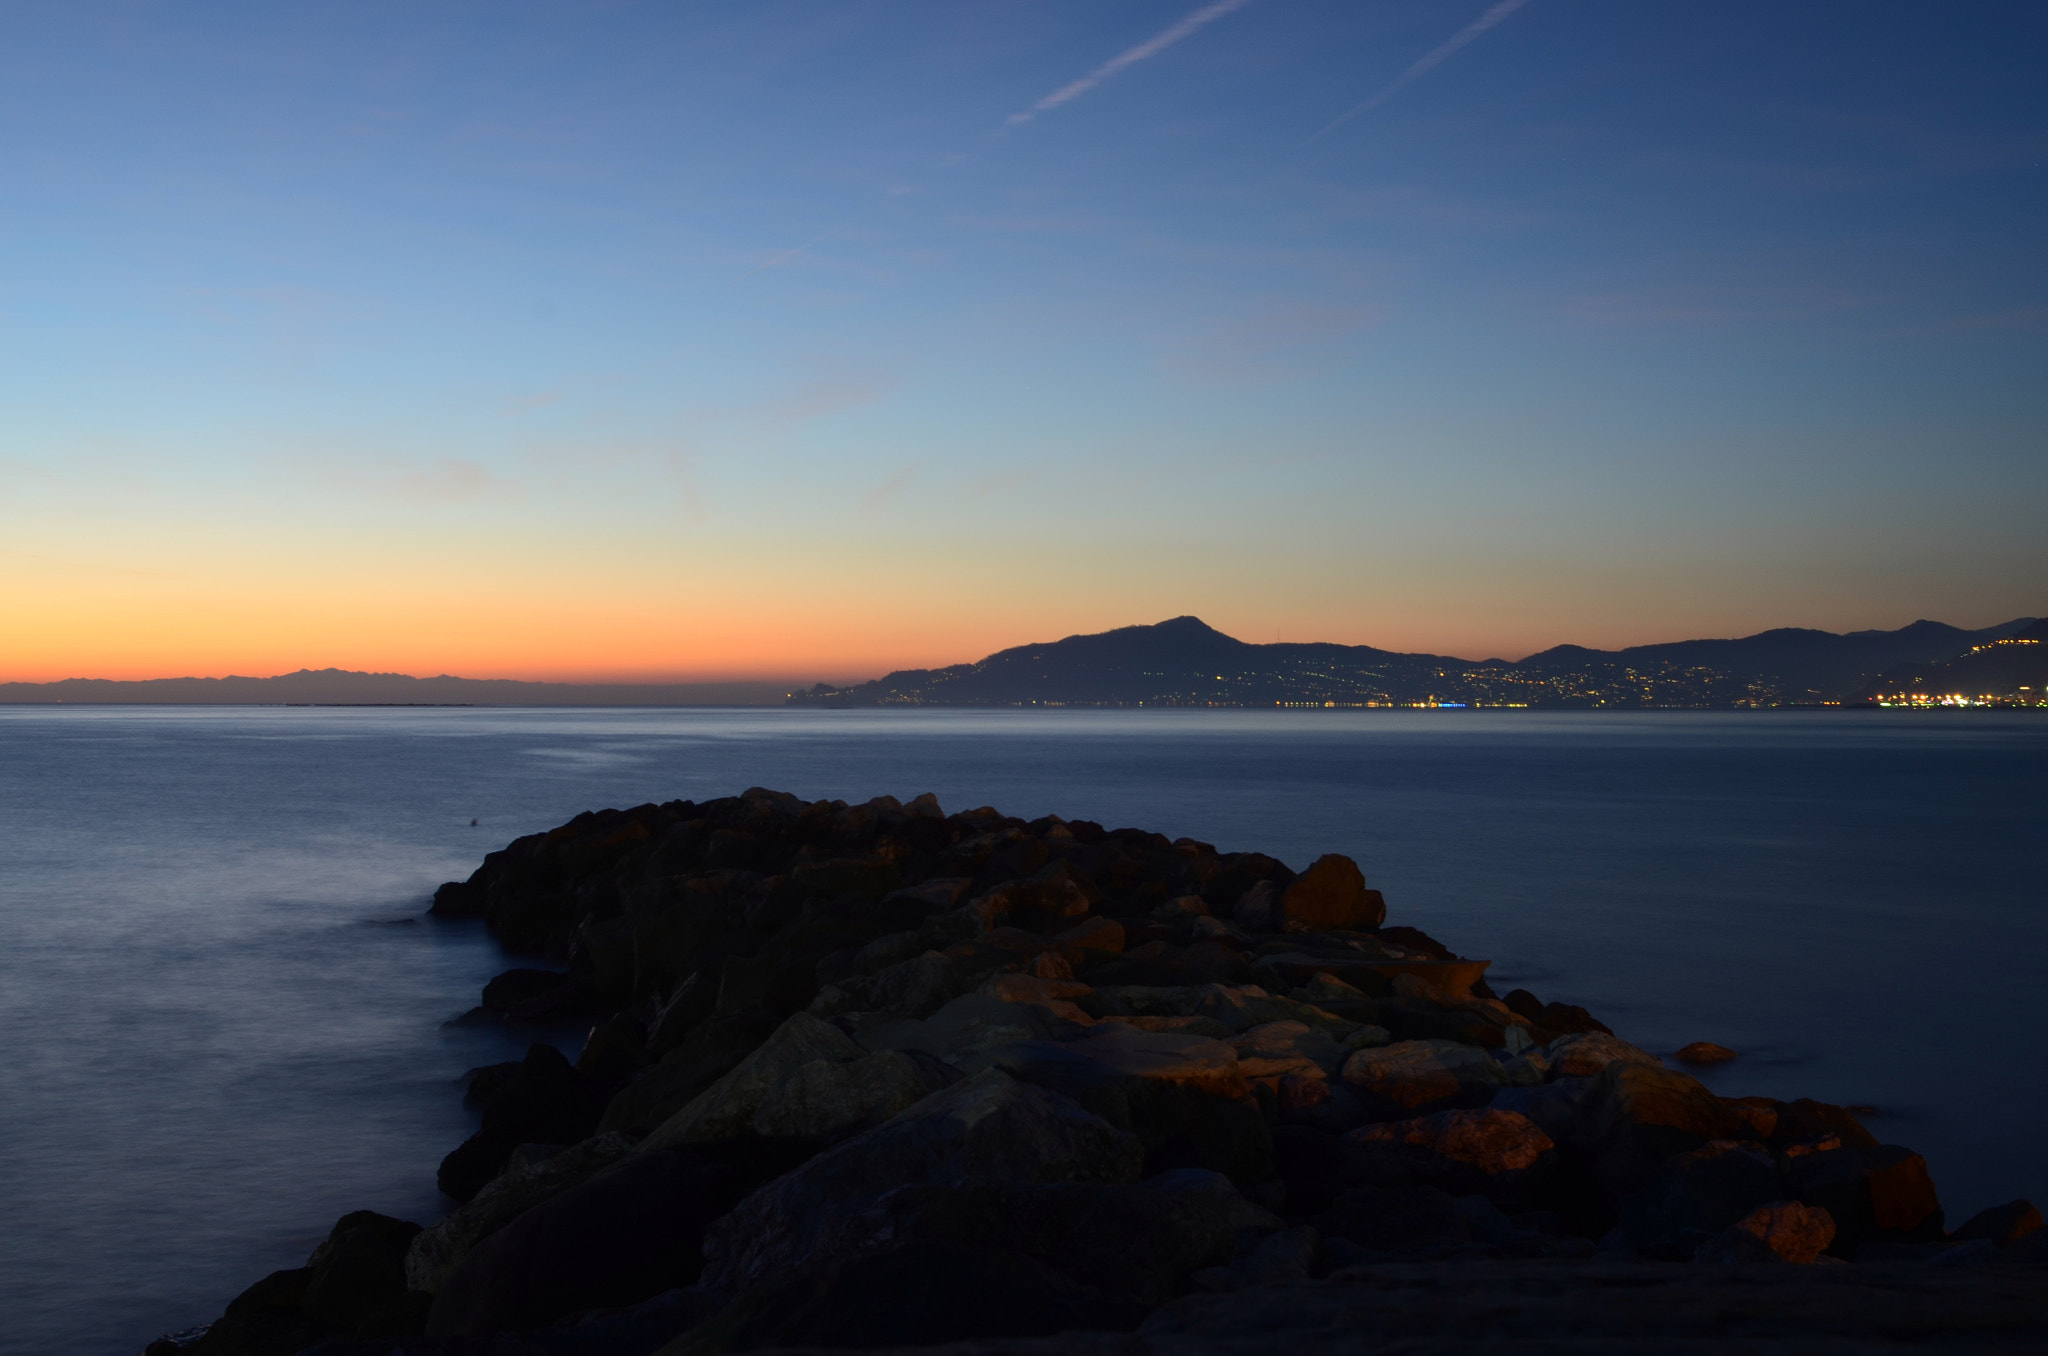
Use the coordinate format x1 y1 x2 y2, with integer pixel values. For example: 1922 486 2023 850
154 788 2047 1356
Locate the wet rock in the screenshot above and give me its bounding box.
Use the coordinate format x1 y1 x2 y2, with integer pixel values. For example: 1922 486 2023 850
1948 1199 2044 1248
638 1011 863 1151
1582 1059 1745 1195
701 1068 1145 1293
426 1149 741 1336
406 1132 633 1293
1340 1039 1504 1115
1675 1041 1739 1065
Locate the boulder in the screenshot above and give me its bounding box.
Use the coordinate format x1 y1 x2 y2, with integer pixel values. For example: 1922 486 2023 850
1791 1143 1944 1255
1545 1031 1665 1079
1280 854 1383 932
1675 1041 1739 1065
438 1044 603 1201
405 1133 634 1293
597 1011 783 1139
1617 1140 1784 1257
983 1023 1271 1182
807 950 972 1019
425 1149 741 1336
700 1068 1145 1293
1341 1109 1557 1208
1948 1199 2044 1248
853 992 1093 1063
638 1011 863 1151
184 1213 424 1356
1315 1183 1476 1253
1340 1039 1504 1115
1582 1059 1746 1195
749 1047 962 1143
1695 1200 1838 1265
660 1240 1137 1355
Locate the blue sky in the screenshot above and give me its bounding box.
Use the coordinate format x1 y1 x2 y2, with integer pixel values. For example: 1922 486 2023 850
2 1 2043 679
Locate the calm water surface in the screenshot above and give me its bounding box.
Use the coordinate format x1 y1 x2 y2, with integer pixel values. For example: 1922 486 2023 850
1 706 2042 1354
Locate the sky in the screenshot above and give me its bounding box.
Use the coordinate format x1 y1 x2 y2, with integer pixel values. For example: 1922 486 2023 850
2 1 2044 682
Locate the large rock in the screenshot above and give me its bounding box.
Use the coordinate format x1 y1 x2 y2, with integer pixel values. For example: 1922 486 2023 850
405 1132 633 1293
700 1068 1145 1293
660 1240 1137 1355
1342 1108 1557 1205
750 1047 962 1142
853 991 1094 1062
1949 1199 2044 1248
1617 1140 1784 1257
1582 1059 1745 1195
1340 1039 1504 1115
1790 1143 1944 1255
184 1212 423 1356
638 1011 863 1151
425 1149 741 1336
979 1024 1271 1182
438 1044 603 1201
1695 1201 1837 1265
1545 1031 1665 1079
1279 854 1383 932
597 1012 782 1139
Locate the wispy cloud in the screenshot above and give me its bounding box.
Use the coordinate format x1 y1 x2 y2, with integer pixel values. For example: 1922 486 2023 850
1308 0 1531 145
1004 0 1257 128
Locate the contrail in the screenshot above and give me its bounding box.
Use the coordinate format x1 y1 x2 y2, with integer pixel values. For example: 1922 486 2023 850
1004 0 1258 128
1307 0 1531 145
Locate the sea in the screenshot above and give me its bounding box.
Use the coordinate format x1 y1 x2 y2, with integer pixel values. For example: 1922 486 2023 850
0 705 2042 1355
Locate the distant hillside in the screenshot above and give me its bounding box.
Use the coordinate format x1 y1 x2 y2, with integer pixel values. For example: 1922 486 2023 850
792 614 2040 710
1853 618 2048 707
0 669 792 706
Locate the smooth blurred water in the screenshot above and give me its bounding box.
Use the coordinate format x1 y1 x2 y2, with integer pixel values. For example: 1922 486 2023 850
0 705 2042 1354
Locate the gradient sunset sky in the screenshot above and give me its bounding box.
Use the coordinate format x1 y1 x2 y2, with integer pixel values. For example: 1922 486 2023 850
4 1 2044 682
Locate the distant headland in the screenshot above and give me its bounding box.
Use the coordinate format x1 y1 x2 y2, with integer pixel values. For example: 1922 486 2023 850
791 615 2046 711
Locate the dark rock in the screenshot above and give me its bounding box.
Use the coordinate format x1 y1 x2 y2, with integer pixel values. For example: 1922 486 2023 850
426 1149 742 1336
599 1012 782 1139
1695 1200 1837 1265
1339 1039 1504 1116
481 969 595 1023
1582 1059 1745 1196
663 1240 1140 1354
1791 1143 1944 1256
700 1067 1145 1293
301 1212 421 1329
1280 855 1381 932
1617 1140 1783 1257
639 1010 864 1151
439 1044 603 1201
1674 1041 1739 1065
1948 1199 2044 1248
1341 1108 1558 1207
1315 1183 1475 1252
407 1132 635 1294
182 1269 327 1356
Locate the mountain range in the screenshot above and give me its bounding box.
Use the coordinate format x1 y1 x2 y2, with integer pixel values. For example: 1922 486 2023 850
790 614 2043 710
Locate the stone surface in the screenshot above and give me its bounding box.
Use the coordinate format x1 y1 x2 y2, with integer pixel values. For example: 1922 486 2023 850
1279 854 1381 932
426 1149 741 1336
1344 1108 1556 1181
406 1133 632 1293
1696 1200 1837 1264
638 1011 864 1151
1674 1041 1739 1065
701 1068 1145 1293
1948 1198 2043 1248
1340 1039 1504 1114
750 1047 961 1142
1618 1140 1783 1256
